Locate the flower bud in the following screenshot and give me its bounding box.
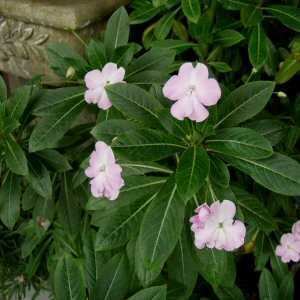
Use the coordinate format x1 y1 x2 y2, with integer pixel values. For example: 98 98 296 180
66 66 76 79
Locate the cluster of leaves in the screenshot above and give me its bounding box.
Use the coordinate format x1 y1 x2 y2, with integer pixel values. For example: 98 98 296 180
0 2 300 300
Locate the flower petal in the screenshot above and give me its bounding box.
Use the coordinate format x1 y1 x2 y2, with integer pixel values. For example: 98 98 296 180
218 200 236 222
163 75 186 101
189 99 209 122
196 78 221 107
85 70 103 89
85 88 102 104
170 97 193 120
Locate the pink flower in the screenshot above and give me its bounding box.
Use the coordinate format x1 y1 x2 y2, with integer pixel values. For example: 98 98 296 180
163 62 221 122
190 200 246 251
84 63 125 110
292 220 300 241
85 141 124 200
275 233 300 263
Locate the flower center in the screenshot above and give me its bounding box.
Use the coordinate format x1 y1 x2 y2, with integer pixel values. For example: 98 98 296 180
218 222 224 228
99 165 106 172
187 85 196 95
105 80 111 85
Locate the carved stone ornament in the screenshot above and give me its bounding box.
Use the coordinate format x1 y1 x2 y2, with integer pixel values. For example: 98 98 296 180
0 17 49 63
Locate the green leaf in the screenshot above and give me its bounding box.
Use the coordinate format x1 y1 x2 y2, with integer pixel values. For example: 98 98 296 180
126 48 175 79
216 81 275 128
153 0 167 7
267 5 300 32
136 177 185 285
232 186 276 232
95 192 158 251
154 11 177 40
195 249 236 287
36 149 71 172
181 0 201 23
33 87 85 117
215 29 245 48
7 85 32 120
104 7 130 57
176 146 209 201
112 43 141 68
248 24 268 69
207 127 273 159
48 43 88 77
112 129 186 161
86 39 106 69
128 285 167 300
245 119 286 146
279 273 294 300
259 269 279 300
29 93 85 152
214 285 245 300
89 176 166 213
0 174 21 229
0 74 7 102
54 255 85 300
91 119 138 144
223 153 300 196
151 40 196 54
57 174 81 236
208 62 232 73
167 228 198 300
210 156 230 188
130 2 162 24
91 254 129 300
3 134 28 176
218 0 254 10
22 187 39 211
241 6 263 27
120 161 172 176
275 57 300 84
106 83 163 127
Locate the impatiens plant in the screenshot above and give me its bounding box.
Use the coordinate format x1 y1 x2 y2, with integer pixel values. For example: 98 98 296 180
0 3 300 300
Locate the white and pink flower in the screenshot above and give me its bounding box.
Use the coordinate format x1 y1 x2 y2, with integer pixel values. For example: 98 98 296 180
85 141 124 200
163 62 221 122
275 233 300 263
190 200 246 251
276 220 300 263
84 62 125 110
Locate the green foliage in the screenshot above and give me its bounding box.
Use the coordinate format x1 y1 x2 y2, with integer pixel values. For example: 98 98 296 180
0 3 300 300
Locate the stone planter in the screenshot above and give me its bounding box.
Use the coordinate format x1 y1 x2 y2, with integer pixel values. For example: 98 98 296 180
0 0 128 83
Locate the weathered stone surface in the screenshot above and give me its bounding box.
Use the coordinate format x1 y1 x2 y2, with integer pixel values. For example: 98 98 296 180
0 0 128 83
0 0 128 30
0 16 104 82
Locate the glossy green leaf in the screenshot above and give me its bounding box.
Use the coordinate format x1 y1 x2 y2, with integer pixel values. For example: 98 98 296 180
195 248 236 287
95 192 158 251
216 81 275 128
36 149 71 172
218 0 254 10
267 5 300 32
91 254 129 300
3 134 28 176
241 6 263 27
279 273 294 300
176 146 210 201
54 255 85 300
112 129 186 161
86 39 106 69
106 83 163 127
154 11 177 40
26 159 52 199
151 39 196 54
259 269 279 300
248 24 268 69
223 153 300 196
214 285 245 300
29 93 85 152
0 174 21 229
128 285 167 300
104 7 130 56
181 0 201 23
7 85 32 120
232 186 277 232
130 2 162 25
207 127 273 159
136 177 185 285
276 57 300 84
210 156 230 188
215 29 245 48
